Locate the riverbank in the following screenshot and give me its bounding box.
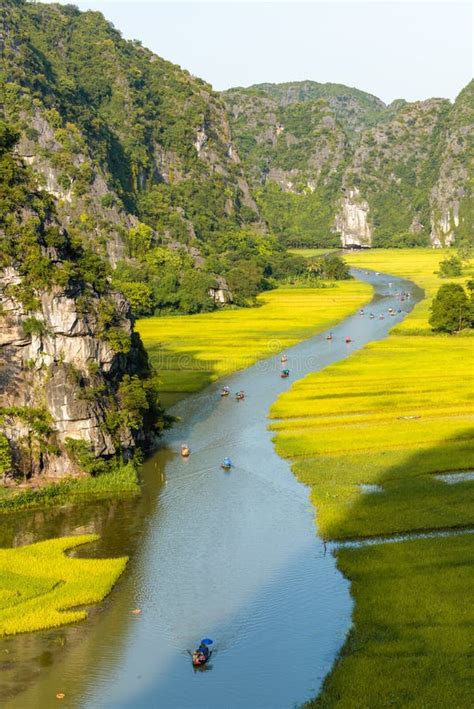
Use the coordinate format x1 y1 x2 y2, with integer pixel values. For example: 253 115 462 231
0 461 139 514
271 249 473 706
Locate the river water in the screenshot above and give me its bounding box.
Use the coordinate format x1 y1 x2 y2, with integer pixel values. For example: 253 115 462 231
1 270 421 709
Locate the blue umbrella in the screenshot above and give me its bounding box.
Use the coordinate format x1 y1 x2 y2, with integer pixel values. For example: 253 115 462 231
201 638 213 646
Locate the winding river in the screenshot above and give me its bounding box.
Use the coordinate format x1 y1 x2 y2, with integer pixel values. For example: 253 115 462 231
1 270 421 708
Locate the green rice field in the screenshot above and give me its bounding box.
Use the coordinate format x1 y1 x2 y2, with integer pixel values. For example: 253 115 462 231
0 535 127 636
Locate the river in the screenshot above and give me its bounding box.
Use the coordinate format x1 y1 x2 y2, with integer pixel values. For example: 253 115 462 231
1 270 421 708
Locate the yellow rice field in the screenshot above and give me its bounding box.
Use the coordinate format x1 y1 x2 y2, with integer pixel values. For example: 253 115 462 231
137 282 372 398
274 249 474 706
0 536 127 636
271 249 474 539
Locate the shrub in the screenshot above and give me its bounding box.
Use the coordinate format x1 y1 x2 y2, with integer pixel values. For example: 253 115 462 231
437 255 463 278
21 317 45 336
429 283 471 333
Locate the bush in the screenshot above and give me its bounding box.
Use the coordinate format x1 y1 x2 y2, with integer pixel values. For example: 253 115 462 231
437 256 463 278
429 283 472 333
22 317 45 336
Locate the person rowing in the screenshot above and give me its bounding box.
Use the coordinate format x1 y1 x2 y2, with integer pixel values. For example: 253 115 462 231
222 457 232 469
281 354 288 363
220 386 230 397
235 390 245 400
192 639 213 666
326 333 333 341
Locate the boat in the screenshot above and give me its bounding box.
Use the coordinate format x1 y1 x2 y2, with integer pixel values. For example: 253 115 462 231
281 354 288 363
326 333 333 341
345 337 352 344
220 386 230 397
235 391 245 400
221 457 232 470
192 639 213 666
181 444 190 458
281 369 290 378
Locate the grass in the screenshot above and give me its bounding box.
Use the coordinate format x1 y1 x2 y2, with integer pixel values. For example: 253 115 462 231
0 535 127 636
269 248 474 705
307 535 473 708
0 461 139 514
137 282 372 399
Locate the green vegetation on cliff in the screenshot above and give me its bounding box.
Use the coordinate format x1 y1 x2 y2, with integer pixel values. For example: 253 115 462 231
224 81 473 248
0 0 296 313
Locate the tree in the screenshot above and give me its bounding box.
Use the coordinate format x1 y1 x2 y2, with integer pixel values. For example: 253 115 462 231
0 435 13 481
128 223 153 258
437 255 463 278
429 283 471 333
118 281 154 316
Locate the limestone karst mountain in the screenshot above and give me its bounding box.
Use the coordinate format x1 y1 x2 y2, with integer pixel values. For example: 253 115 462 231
223 81 473 248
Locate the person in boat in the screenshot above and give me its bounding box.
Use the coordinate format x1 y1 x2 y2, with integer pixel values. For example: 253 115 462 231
326 333 333 340
221 386 230 396
198 642 209 660
235 390 245 400
222 457 232 468
281 354 288 363
281 369 290 377
181 444 190 457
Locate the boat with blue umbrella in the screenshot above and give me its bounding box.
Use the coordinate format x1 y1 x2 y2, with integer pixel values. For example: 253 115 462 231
192 638 213 666
221 457 232 470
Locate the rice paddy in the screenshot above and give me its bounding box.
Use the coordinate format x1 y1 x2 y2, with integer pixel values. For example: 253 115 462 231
0 535 127 636
271 248 474 539
307 535 473 708
272 248 474 706
137 282 372 402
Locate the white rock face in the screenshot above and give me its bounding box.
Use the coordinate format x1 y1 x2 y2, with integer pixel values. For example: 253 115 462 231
430 208 458 247
194 127 207 156
335 188 372 247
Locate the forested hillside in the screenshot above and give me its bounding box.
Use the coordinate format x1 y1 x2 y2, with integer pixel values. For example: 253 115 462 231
0 0 294 318
224 80 473 248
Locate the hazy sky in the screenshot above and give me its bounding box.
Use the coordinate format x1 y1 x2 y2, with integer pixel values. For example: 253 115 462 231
45 2 472 103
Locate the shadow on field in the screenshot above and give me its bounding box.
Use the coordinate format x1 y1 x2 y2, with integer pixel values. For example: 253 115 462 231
296 428 474 541
304 431 474 708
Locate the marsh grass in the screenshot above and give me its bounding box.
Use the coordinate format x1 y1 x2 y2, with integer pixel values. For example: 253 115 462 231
0 535 127 636
0 462 138 514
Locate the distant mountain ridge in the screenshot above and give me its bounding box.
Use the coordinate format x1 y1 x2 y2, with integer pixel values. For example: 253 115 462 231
223 80 473 248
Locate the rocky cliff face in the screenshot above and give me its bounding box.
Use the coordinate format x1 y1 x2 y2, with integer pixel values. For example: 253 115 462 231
429 81 473 247
0 122 162 481
223 81 473 248
335 188 372 247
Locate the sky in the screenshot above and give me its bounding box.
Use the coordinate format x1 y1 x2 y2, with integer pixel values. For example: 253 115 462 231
43 2 472 104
